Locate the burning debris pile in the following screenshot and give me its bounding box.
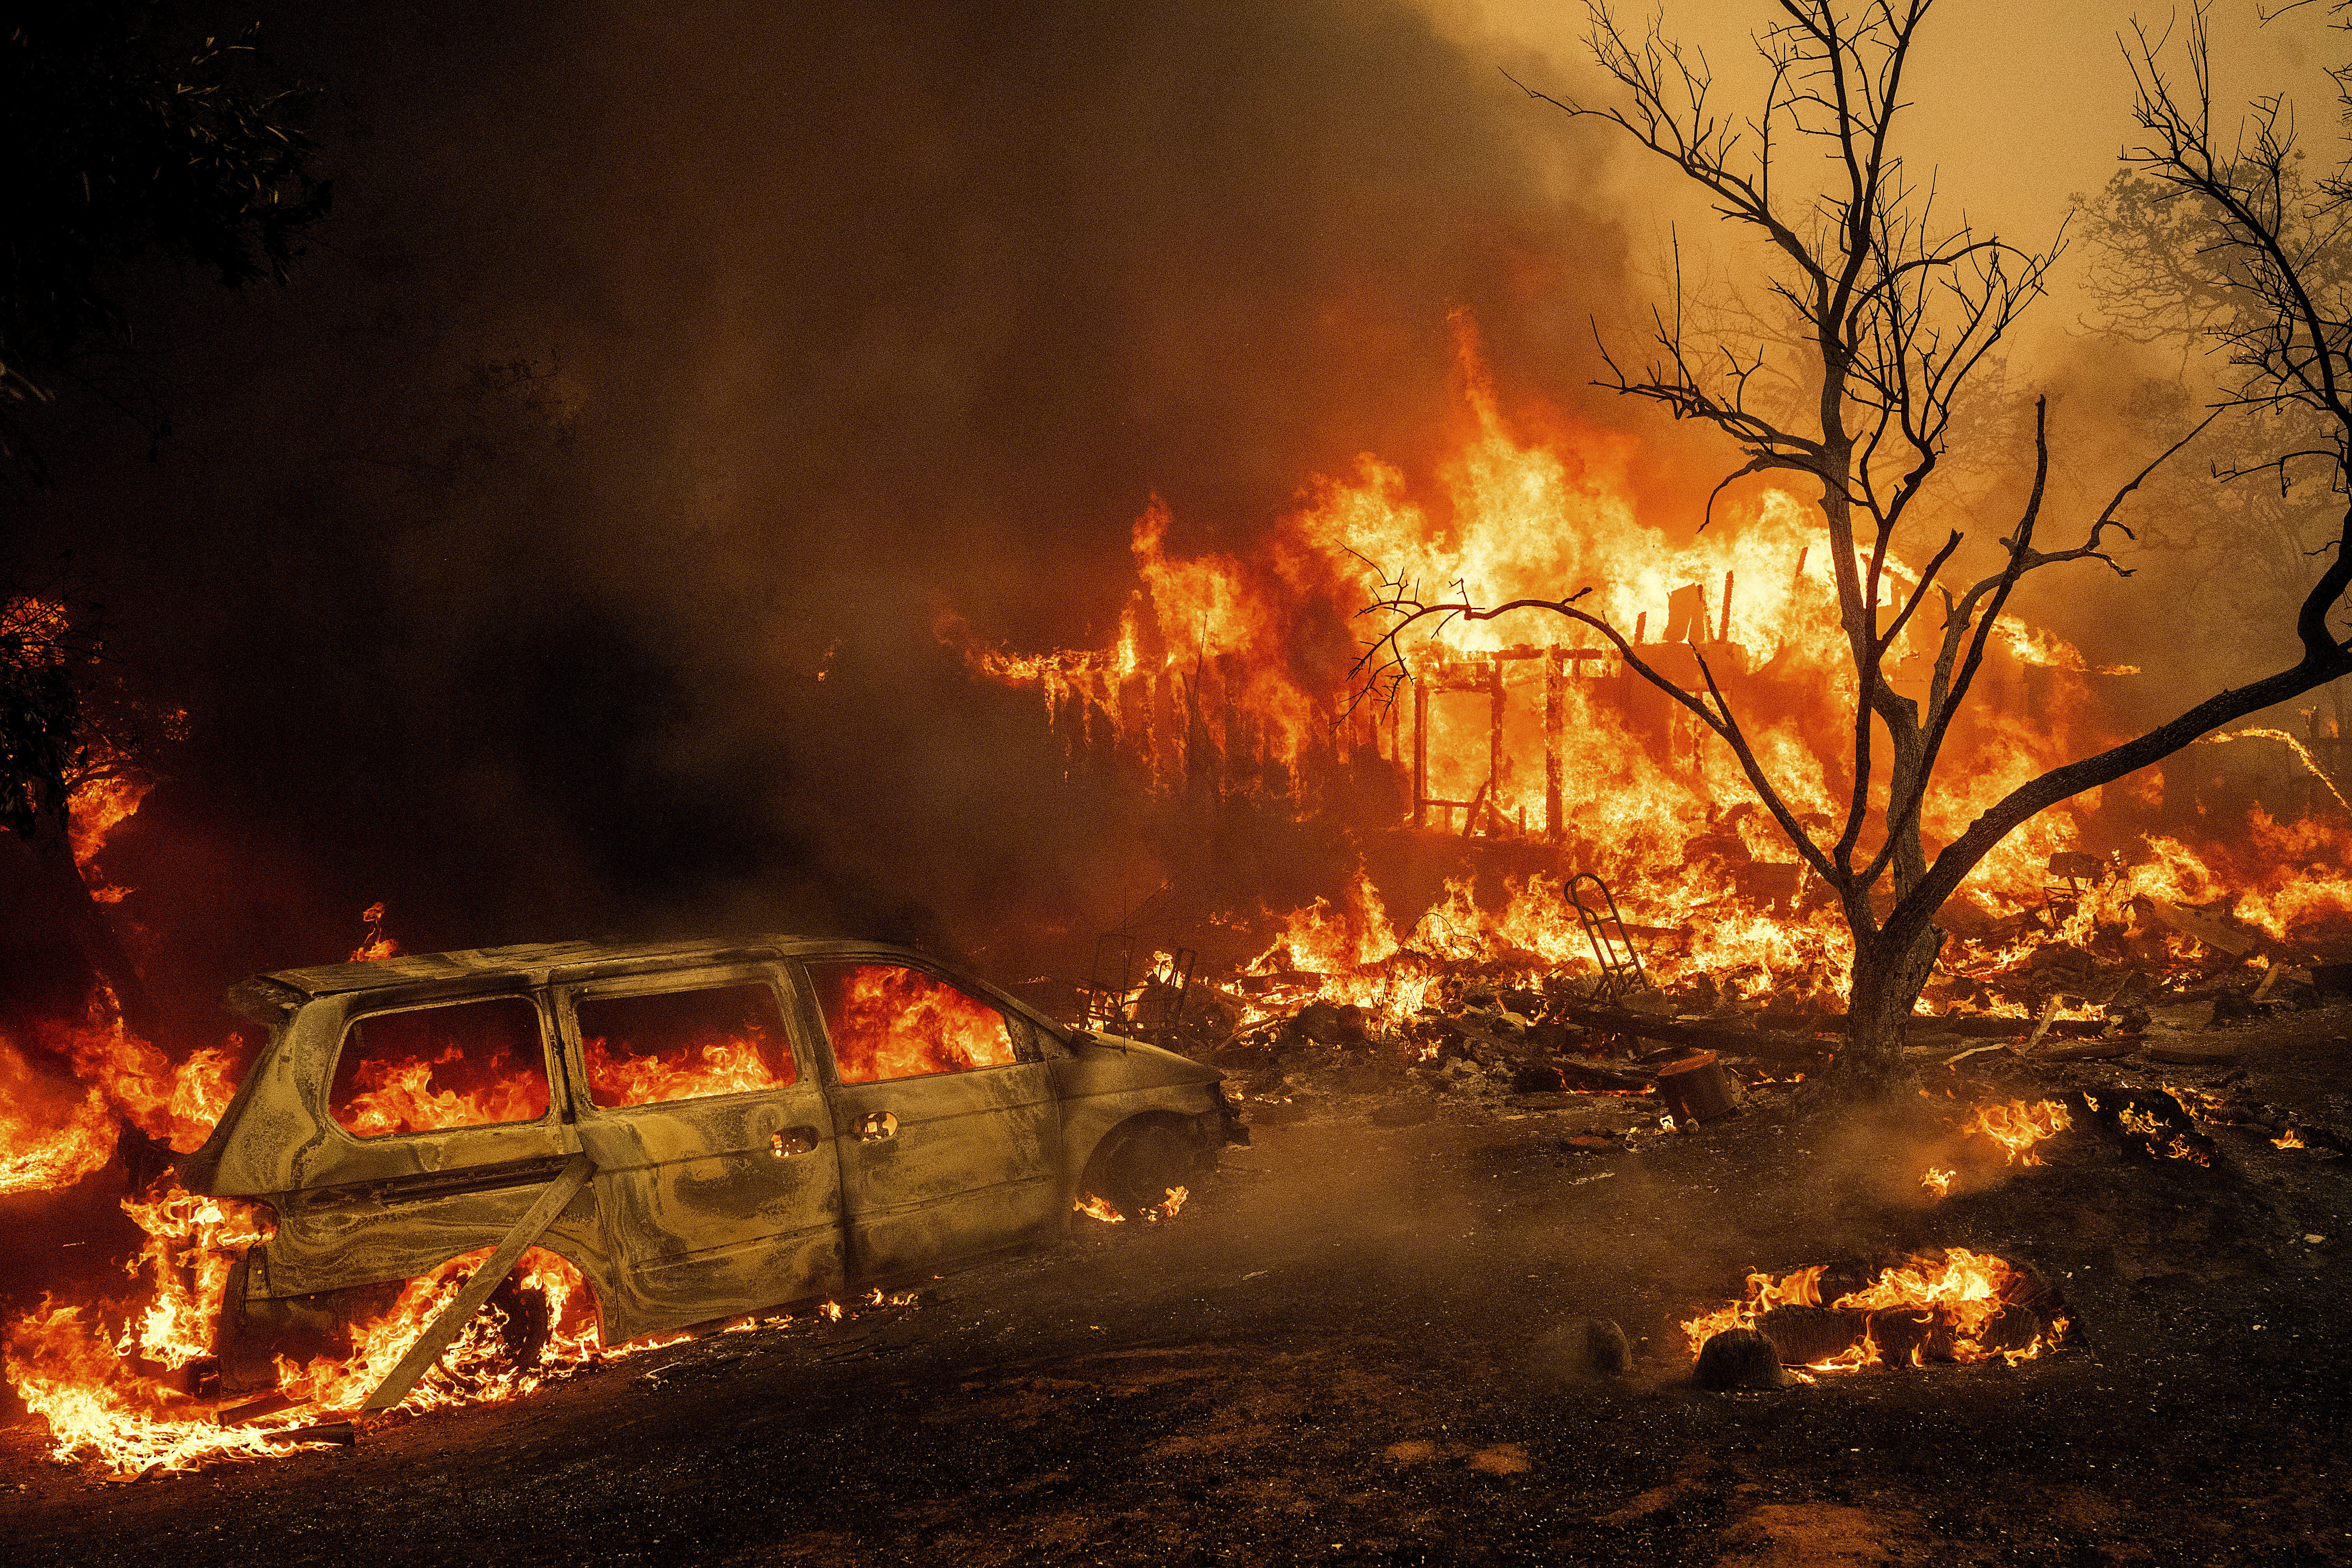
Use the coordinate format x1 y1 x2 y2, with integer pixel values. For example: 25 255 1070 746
1069 854 2352 1392
1083 846 2352 1134
1090 774 2352 1049
1683 1250 2070 1388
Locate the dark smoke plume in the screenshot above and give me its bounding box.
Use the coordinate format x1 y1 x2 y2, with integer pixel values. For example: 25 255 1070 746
10 0 1642 1042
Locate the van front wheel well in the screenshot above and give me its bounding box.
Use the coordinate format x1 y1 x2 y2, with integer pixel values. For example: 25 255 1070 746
1078 1113 1213 1219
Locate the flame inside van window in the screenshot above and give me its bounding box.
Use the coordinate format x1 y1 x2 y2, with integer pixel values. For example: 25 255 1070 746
578 983 795 1107
331 996 550 1137
809 963 1015 1083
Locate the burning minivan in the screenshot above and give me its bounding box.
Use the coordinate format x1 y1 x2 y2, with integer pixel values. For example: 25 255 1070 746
177 937 1237 1393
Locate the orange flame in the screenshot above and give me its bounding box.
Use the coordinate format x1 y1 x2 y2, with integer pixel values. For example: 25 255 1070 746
1678 1264 1827 1357
2083 1091 2213 1166
1682 1251 2061 1374
349 901 399 963
816 964 1015 1083
1959 1099 2073 1167
0 1040 117 1196
582 1029 787 1106
66 773 151 901
0 984 612 1473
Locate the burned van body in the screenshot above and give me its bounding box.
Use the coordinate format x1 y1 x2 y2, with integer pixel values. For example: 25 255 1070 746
178 938 1234 1372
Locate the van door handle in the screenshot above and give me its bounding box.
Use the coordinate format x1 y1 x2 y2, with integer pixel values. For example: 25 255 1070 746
769 1127 820 1158
852 1111 898 1142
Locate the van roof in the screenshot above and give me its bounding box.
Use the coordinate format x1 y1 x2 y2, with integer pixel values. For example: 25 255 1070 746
259 936 894 1000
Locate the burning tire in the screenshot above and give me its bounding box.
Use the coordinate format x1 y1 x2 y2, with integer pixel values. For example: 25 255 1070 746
1082 1117 1209 1220
480 1272 555 1372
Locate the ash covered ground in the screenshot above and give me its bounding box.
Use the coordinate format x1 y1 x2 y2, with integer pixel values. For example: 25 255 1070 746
5 1010 2350 1567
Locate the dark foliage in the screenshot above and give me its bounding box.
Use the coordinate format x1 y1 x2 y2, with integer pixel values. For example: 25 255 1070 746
0 2 331 470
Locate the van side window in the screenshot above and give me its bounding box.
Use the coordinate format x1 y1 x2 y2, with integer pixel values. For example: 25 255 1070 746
577 982 796 1107
331 997 550 1138
807 962 1018 1083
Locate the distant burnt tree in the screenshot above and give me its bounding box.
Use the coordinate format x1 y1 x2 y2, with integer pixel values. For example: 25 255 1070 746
1358 0 2352 1092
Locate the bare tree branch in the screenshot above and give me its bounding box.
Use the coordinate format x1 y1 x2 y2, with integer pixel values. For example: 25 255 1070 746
1354 0 2352 1088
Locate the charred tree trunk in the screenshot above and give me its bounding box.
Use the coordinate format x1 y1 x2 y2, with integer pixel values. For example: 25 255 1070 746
1842 918 1941 1088
1838 699 1935 1084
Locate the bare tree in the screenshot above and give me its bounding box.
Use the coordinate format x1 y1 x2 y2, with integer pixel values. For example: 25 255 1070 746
1356 0 2352 1090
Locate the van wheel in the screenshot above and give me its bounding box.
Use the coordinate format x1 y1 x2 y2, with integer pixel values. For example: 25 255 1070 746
1083 1120 1204 1219
476 1273 554 1371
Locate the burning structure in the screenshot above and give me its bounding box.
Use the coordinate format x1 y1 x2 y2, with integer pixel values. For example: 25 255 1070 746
932 0 2352 1084
942 329 2352 1053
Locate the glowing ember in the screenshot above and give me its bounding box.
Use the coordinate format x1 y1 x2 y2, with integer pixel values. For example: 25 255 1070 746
1960 1099 2074 1167
1074 1183 1188 1225
1921 1167 1955 1199
1680 1264 1827 1357
2162 1084 2234 1122
2085 1092 2213 1166
2275 1127 2308 1150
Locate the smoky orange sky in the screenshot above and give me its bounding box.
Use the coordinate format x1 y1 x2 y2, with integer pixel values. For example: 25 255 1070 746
1440 0 2335 276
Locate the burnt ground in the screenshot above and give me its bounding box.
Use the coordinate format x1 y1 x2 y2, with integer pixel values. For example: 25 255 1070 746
5 1014 2352 1566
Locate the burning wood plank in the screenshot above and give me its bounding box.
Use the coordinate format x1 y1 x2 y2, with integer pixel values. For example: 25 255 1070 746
1553 1004 1830 1062
359 1154 597 1413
